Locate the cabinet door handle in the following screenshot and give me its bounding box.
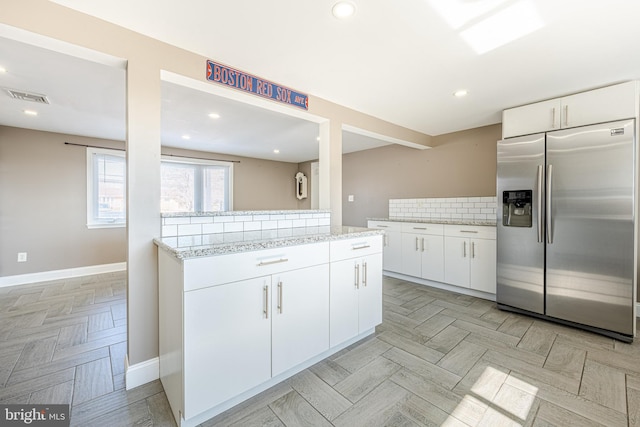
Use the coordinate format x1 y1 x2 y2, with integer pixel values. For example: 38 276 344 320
413 227 427 230
471 241 475 258
421 238 425 252
463 241 467 258
415 237 419 251
263 285 269 319
355 264 360 289
460 230 478 234
363 262 367 287
258 258 288 267
564 105 569 126
551 107 556 128
277 281 283 314
376 225 389 228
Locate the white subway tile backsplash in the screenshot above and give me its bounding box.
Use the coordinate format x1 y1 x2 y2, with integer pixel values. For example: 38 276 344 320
277 220 293 229
178 224 202 236
162 225 177 237
243 221 262 231
292 219 307 228
202 223 224 234
164 217 191 225
233 215 253 222
213 216 235 223
389 196 497 222
252 214 270 221
306 218 319 227
190 216 214 224
262 220 278 230
223 222 243 233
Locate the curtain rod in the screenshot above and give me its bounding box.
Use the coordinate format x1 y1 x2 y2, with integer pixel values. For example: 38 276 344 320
64 142 241 163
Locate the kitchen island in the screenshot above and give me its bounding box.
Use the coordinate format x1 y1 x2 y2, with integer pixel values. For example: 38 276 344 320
156 218 383 427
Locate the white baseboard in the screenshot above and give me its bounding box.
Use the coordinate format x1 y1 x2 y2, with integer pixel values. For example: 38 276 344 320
125 355 160 390
0 262 127 288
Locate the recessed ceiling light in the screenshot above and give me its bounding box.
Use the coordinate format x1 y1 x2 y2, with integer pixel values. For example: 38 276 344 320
182 134 191 140
454 89 468 98
273 149 280 154
332 1 356 19
0 67 7 74
23 109 38 116
208 113 220 119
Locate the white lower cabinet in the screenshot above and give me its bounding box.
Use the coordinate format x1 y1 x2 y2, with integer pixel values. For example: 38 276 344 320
271 264 329 376
443 225 497 293
371 221 496 296
329 236 383 347
400 223 445 282
183 276 272 418
367 221 402 272
159 236 382 426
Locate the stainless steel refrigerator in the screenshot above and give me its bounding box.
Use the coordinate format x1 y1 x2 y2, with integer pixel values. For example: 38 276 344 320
496 119 636 342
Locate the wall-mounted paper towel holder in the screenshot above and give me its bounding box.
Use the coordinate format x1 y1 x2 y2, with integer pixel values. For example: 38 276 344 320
295 172 308 200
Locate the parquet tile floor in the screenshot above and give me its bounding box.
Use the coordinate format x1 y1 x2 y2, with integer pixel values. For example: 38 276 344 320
1 272 639 426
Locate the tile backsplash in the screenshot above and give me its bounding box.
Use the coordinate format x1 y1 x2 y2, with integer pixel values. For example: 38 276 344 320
160 210 331 247
389 196 497 221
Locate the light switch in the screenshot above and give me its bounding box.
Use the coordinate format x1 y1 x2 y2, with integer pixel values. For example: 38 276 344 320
348 195 355 202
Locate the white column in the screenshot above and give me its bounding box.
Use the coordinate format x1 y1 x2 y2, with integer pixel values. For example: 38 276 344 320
318 120 343 226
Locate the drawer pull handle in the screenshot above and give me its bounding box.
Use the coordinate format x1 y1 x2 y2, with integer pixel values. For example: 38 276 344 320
376 225 389 228
355 264 360 289
352 245 370 250
460 230 478 234
257 258 289 266
413 227 427 230
277 282 283 313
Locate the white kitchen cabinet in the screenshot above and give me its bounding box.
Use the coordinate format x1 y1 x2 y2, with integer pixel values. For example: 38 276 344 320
271 264 329 377
502 98 561 138
183 276 272 418
444 225 496 293
367 220 402 272
502 81 638 138
329 236 383 347
400 223 444 282
159 233 383 427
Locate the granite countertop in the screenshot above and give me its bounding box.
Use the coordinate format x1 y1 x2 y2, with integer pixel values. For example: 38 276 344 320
155 226 384 260
161 209 331 218
368 217 497 226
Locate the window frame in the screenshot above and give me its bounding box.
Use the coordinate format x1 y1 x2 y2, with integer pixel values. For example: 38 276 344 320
86 147 127 229
160 155 234 213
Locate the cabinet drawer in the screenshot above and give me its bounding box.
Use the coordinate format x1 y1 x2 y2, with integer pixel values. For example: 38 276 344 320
444 224 496 240
184 242 330 291
367 220 402 232
330 236 383 262
401 222 444 235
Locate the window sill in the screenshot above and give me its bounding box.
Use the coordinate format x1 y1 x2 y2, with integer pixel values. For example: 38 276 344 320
87 222 126 229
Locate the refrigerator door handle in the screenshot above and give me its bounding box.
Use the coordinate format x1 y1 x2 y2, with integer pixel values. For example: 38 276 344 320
537 165 543 243
546 164 553 244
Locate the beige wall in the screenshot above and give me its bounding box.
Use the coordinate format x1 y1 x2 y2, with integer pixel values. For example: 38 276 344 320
342 124 501 227
0 126 127 276
161 147 312 211
0 126 316 278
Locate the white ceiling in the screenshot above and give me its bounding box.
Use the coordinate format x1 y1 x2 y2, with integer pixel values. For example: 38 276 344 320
2 0 640 161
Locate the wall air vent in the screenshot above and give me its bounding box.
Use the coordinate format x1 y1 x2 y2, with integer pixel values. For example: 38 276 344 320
6 89 50 104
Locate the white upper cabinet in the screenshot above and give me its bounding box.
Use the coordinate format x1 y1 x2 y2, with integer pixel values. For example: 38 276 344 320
502 98 561 138
502 81 638 138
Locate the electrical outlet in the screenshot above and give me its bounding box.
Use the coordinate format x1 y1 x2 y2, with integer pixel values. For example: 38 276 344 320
17 252 27 262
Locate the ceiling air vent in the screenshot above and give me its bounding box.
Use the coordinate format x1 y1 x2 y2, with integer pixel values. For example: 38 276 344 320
6 89 50 104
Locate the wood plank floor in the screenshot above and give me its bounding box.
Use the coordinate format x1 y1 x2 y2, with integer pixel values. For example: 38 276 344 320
2 273 640 426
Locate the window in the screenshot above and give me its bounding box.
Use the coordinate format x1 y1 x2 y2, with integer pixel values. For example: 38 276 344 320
160 156 233 213
87 147 126 228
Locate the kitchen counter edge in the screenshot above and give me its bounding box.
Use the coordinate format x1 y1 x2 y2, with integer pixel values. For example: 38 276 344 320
368 218 496 226
154 226 384 260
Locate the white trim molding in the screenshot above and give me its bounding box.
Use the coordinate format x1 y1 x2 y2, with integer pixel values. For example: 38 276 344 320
0 262 126 288
125 355 160 390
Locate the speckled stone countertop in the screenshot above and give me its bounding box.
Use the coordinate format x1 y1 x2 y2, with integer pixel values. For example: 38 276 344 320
368 217 497 226
155 226 384 260
161 209 331 218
